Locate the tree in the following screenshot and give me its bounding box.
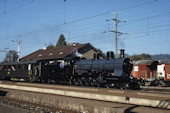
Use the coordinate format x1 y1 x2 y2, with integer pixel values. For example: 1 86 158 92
97 48 103 53
56 34 67 47
3 50 18 62
140 53 152 60
74 43 81 45
130 54 142 61
47 43 55 49
130 53 152 61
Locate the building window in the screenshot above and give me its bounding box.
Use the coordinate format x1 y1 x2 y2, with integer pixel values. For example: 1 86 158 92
49 53 53 56
60 52 63 55
38 54 42 57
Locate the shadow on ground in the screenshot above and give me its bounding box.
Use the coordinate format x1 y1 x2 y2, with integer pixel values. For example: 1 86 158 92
0 90 7 96
124 105 140 113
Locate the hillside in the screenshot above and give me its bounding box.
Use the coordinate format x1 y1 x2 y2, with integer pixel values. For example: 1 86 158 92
151 54 170 60
104 53 170 60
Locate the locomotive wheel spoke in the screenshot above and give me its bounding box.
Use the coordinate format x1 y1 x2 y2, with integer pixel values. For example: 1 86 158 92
90 81 94 87
79 79 83 86
83 79 88 86
72 78 77 86
69 78 73 85
96 83 100 87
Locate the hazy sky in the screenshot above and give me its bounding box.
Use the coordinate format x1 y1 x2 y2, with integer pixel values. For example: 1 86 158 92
0 0 170 61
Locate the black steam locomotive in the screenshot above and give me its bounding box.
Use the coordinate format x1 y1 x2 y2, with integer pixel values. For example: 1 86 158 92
0 50 139 89
73 50 139 89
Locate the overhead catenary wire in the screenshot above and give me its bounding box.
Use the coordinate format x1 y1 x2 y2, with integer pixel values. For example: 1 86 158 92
1 21 169 49
1 8 168 41
123 28 170 40
0 0 33 16
0 0 169 61
64 0 67 24
121 19 170 30
117 0 159 12
124 11 170 23
0 1 65 29
0 0 162 53
0 0 159 29
21 25 170 48
0 18 169 40
3 0 7 14
0 19 108 40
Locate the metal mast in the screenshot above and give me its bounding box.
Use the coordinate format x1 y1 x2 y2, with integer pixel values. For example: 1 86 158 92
17 36 21 62
115 12 118 57
105 12 127 58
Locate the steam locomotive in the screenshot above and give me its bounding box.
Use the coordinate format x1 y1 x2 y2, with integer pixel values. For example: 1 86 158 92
0 50 139 89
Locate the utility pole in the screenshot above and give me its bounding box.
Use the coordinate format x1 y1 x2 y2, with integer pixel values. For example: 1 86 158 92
17 36 21 62
105 12 127 58
0 48 9 62
12 36 21 62
115 12 118 57
11 51 13 62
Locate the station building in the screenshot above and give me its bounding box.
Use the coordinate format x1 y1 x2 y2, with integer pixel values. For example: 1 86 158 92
20 43 105 62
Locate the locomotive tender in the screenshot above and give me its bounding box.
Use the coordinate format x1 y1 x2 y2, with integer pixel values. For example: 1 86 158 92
0 50 139 89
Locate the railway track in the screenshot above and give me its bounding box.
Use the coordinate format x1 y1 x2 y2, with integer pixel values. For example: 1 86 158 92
0 96 77 113
140 86 170 94
1 80 170 95
0 80 170 99
1 80 170 92
0 80 170 113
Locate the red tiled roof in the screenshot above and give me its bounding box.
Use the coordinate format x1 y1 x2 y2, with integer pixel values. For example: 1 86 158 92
20 43 90 61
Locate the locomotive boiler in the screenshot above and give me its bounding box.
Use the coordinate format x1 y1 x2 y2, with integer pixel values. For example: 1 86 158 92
74 50 139 89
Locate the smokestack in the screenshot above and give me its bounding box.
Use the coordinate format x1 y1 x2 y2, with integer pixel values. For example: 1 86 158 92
93 53 99 60
107 51 114 59
107 52 109 59
110 51 114 59
120 49 125 58
94 53 97 60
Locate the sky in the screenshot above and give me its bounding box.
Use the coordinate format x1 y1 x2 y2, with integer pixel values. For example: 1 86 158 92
0 0 170 62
